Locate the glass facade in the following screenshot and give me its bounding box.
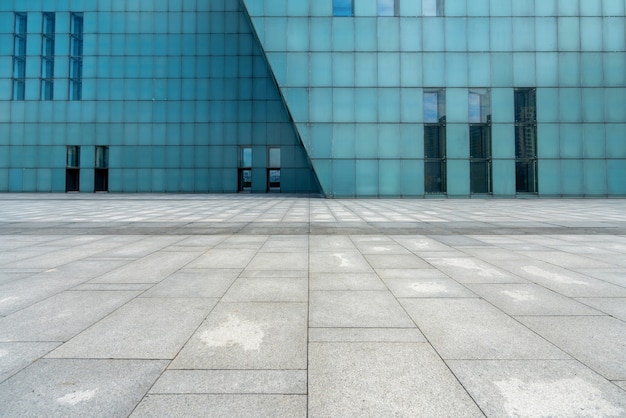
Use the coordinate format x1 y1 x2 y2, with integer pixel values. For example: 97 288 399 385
1 0 626 197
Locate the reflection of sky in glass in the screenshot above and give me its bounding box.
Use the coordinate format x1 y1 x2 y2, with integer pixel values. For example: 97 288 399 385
423 0 437 16
333 0 353 16
469 89 490 123
424 91 444 123
378 0 395 16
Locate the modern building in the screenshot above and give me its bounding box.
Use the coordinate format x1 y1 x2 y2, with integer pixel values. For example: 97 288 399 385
1 0 625 197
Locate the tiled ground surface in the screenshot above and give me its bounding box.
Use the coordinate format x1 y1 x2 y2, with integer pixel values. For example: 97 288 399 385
1 194 625 417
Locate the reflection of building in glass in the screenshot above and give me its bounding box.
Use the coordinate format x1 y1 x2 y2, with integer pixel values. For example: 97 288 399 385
2 0 625 197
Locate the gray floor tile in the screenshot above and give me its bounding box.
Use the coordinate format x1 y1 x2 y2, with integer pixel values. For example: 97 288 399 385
0 276 87 316
222 277 307 302
309 291 415 328
0 359 167 418
309 272 387 290
48 298 217 359
309 327 425 342
516 316 626 380
245 252 308 271
466 283 604 315
448 360 626 418
170 302 307 369
575 298 626 321
130 394 306 418
0 342 60 383
428 257 527 283
309 251 374 273
0 291 139 342
385 277 477 298
616 381 626 391
185 248 257 269
375 268 449 280
364 253 430 269
141 269 240 298
309 342 483 417
401 298 569 360
150 370 306 394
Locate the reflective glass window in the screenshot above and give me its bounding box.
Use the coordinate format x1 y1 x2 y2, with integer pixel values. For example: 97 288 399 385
378 0 398 16
333 0 354 16
423 0 444 16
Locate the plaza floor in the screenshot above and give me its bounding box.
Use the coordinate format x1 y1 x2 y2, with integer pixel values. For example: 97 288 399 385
0 194 625 417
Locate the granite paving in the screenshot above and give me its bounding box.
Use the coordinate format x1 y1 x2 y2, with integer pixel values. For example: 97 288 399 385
1 194 626 417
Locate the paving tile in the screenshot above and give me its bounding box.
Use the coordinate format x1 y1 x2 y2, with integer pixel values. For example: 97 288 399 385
222 278 307 302
0 359 167 418
309 251 373 273
448 360 626 418
401 298 568 360
309 342 483 417
428 257 527 283
578 269 626 287
141 269 240 298
70 283 152 291
185 248 257 269
363 253 430 269
391 236 455 252
238 269 308 278
518 250 616 269
616 381 626 391
575 298 626 321
309 272 387 290
385 277 477 298
0 291 139 342
48 298 216 359
466 283 603 315
0 342 59 383
309 236 355 250
130 394 306 418
245 252 308 271
150 370 306 394
309 291 414 328
0 276 87 316
92 251 203 284
170 302 307 370
516 316 626 380
309 328 425 342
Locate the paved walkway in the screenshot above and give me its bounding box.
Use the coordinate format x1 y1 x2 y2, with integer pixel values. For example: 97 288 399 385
0 195 625 417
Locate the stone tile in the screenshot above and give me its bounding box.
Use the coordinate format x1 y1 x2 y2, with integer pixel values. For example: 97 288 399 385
309 342 483 417
428 257 527 283
466 284 603 315
0 342 59 383
616 381 626 391
391 236 454 252
309 272 387 290
222 278 307 302
309 328 425 342
0 276 86 316
141 269 240 298
309 251 373 273
448 360 626 418
385 277 476 298
576 298 626 321
579 269 626 287
97 236 186 258
70 283 152 291
375 268 449 280
0 359 167 418
170 302 307 370
186 248 257 269
364 254 430 269
93 251 203 284
518 250 616 269
259 236 308 252
245 252 308 271
217 236 268 249
353 242 411 255
309 291 414 328
150 370 306 394
0 291 139 342
238 269 307 278
48 298 216 359
309 235 355 250
516 316 626 380
401 298 568 360
130 394 306 418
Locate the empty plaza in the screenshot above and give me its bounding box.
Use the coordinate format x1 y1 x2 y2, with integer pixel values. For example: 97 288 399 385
1 195 626 417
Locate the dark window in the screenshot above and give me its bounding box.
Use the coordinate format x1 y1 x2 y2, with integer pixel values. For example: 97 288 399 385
239 147 252 192
469 89 492 194
268 148 281 192
66 146 80 192
424 89 446 194
12 13 27 100
514 88 538 193
333 0 354 16
41 13 55 100
95 146 109 192
69 13 83 101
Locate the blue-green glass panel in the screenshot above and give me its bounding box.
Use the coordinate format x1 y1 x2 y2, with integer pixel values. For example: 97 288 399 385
606 124 626 158
603 0 625 15
287 18 309 51
310 88 333 122
378 88 399 122
537 124 560 158
400 19 421 51
287 53 308 87
537 88 559 123
538 160 561 194
378 52 399 87
513 18 534 51
379 160 401 196
536 53 558 87
422 19 444 51
378 124 401 158
310 18 331 50
468 18 490 51
491 124 515 158
378 18 399 51
491 53 513 86
333 88 355 122
492 159 516 195
310 53 332 86
311 124 333 158
583 124 606 158
355 53 378 86
401 160 423 196
468 53 491 86
446 88 468 123
560 124 583 158
584 160 607 195
445 53 468 87
558 53 579 87
423 53 445 86
535 0 557 15
333 53 354 87
558 18 580 51
561 159 583 194
447 159 469 196
355 88 378 122
490 0 512 16
356 160 378 196
333 18 354 51
558 0 578 16
604 88 626 122
446 124 469 158
607 161 626 194
559 89 581 122
401 88 421 123
580 18 602 51
285 88 309 123
356 124 378 158
581 53 603 86
491 18 512 51
400 53 422 87
512 0 534 16
333 0 354 16
333 159 355 196
582 88 604 122
445 18 466 51
401 124 423 158
535 18 557 51
604 54 626 86
355 18 377 51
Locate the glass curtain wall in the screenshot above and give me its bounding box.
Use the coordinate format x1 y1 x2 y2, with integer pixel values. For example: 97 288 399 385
424 89 446 194
469 89 492 194
515 88 538 194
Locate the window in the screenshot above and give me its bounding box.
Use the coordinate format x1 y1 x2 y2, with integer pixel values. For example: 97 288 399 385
424 89 446 194
69 13 84 101
239 147 252 192
333 0 354 17
514 88 538 193
12 13 27 100
41 13 55 100
66 146 80 192
268 148 281 192
469 89 492 194
95 146 109 192
423 0 444 16
378 0 398 16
